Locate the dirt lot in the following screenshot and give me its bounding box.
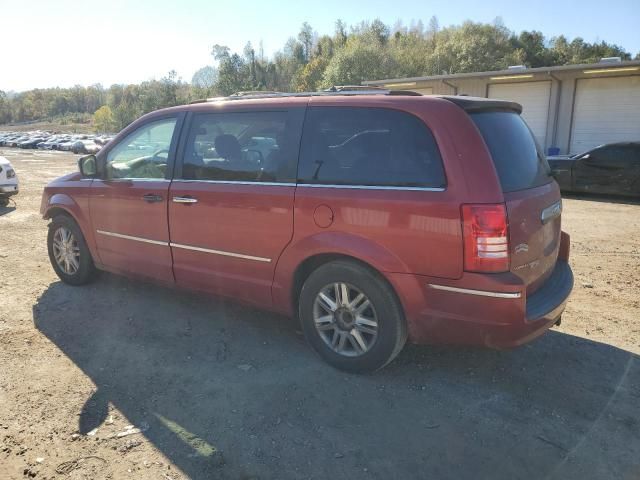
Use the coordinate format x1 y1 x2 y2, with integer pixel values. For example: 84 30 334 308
1 149 639 480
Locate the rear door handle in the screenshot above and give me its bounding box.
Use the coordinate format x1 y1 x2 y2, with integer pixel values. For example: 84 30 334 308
173 196 198 204
142 193 163 203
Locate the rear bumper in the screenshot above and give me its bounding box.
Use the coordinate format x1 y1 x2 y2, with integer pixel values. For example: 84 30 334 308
0 184 19 196
525 261 573 321
388 260 573 349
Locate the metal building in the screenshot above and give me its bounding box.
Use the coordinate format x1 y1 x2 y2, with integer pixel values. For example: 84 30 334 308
363 59 640 155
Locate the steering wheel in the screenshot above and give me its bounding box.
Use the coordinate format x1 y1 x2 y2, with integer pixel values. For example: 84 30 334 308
151 148 170 162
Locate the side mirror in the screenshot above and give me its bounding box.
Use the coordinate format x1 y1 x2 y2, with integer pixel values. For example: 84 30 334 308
78 154 98 177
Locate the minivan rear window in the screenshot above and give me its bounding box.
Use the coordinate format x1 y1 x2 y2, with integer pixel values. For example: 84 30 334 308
298 107 446 188
471 111 552 192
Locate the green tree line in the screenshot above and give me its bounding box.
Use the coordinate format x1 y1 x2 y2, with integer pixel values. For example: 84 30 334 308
0 17 636 132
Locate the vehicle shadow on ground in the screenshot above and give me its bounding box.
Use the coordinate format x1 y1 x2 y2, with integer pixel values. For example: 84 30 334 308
0 204 16 216
34 275 640 480
562 192 640 206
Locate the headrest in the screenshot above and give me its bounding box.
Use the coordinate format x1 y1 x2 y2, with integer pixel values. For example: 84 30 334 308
214 134 241 159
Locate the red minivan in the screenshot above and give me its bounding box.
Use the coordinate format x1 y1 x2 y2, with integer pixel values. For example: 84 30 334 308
41 91 573 372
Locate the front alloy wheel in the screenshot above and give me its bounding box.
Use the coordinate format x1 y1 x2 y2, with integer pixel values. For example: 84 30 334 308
52 226 80 275
47 215 97 285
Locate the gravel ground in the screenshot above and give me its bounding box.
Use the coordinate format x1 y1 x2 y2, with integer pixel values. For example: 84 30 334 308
1 149 639 480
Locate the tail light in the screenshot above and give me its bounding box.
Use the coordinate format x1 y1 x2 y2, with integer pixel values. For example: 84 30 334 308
461 204 509 273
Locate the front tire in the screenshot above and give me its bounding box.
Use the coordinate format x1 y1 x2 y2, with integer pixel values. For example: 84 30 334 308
299 260 407 373
47 215 97 285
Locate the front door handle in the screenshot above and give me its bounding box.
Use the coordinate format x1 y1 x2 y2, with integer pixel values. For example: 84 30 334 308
173 196 198 204
142 193 163 203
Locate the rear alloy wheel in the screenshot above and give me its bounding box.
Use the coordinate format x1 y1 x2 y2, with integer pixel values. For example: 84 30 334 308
299 260 407 373
313 282 379 357
47 215 97 285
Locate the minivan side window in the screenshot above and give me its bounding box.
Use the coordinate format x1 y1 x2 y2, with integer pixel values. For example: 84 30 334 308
106 117 177 179
181 111 298 183
297 107 446 188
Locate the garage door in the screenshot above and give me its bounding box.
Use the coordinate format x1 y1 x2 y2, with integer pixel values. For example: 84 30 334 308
570 76 640 154
488 81 551 148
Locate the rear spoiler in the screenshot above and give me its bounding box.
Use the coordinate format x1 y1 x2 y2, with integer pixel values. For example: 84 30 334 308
438 95 523 114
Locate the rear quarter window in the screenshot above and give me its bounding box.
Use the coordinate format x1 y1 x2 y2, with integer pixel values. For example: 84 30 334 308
298 107 446 188
471 111 552 192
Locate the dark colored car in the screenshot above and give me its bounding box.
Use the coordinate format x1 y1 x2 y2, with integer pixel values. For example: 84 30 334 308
40 91 573 372
548 142 640 197
18 137 47 149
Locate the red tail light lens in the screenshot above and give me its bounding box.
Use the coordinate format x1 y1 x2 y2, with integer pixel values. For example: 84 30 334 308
461 204 509 273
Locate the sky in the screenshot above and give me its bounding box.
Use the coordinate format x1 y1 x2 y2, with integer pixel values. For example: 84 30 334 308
0 0 638 92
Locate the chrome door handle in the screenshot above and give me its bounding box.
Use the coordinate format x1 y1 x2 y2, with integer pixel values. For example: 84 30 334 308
172 196 198 204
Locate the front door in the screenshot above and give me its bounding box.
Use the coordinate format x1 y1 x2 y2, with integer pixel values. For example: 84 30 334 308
168 108 304 306
89 115 182 282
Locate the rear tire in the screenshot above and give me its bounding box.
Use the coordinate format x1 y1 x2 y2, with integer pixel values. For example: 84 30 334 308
47 215 97 285
299 260 407 373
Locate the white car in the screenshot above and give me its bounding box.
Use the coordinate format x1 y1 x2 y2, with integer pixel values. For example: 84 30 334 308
0 156 19 206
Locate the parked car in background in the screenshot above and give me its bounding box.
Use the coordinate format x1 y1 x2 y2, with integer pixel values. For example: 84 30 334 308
0 156 19 206
50 136 72 150
19 136 47 149
8 135 30 147
94 135 114 146
0 133 17 146
41 91 573 372
0 131 115 151
39 136 63 149
548 142 640 197
58 139 78 151
71 140 101 154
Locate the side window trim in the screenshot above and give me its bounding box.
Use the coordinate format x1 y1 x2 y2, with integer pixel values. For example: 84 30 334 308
172 111 194 181
174 108 305 184
98 112 185 181
295 183 446 192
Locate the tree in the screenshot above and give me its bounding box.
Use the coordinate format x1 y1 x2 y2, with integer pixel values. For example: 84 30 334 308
321 38 395 88
427 16 439 39
428 21 517 74
192 66 218 89
369 19 390 45
0 18 635 128
512 31 549 67
294 56 330 92
93 105 115 132
334 20 347 47
0 91 12 124
298 22 314 62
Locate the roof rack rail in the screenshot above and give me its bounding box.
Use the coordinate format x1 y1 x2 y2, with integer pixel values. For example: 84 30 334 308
230 90 284 97
190 87 423 103
324 85 387 92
